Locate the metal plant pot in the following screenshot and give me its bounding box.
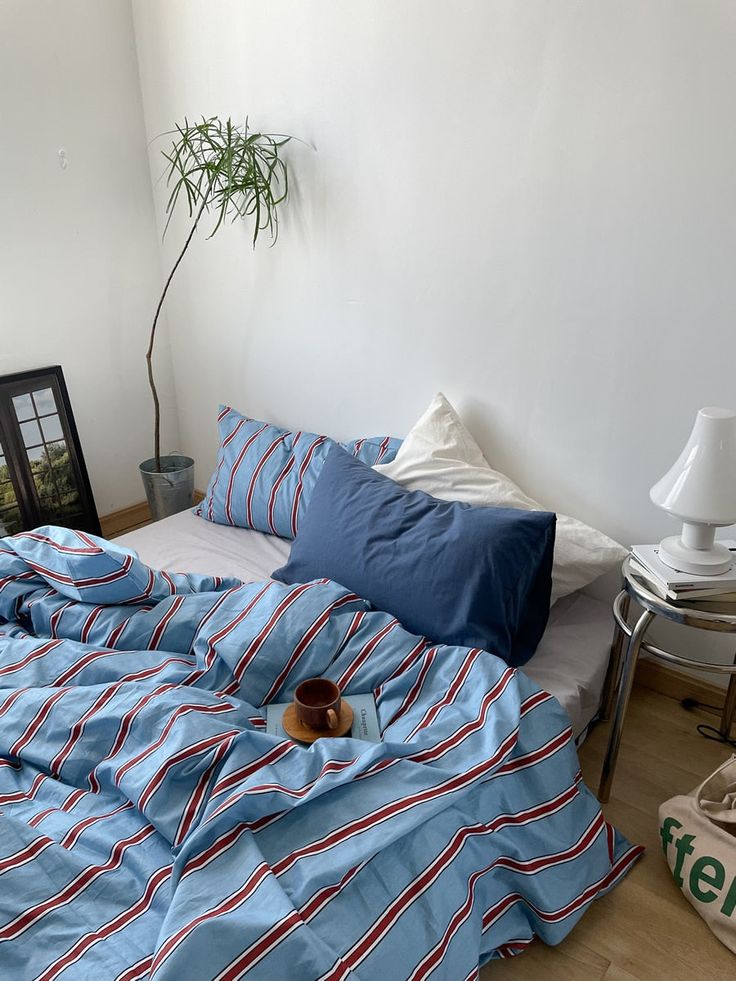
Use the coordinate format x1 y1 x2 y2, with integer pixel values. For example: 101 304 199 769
139 454 195 522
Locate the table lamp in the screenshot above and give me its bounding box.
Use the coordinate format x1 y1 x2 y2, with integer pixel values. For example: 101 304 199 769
650 407 736 576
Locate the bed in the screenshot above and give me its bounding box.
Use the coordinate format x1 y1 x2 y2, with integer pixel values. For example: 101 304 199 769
117 508 614 741
0 400 640 979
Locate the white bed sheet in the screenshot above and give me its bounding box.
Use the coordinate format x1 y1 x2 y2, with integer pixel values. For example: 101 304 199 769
116 509 612 737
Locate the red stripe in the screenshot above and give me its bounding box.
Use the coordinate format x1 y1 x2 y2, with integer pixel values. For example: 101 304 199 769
492 727 572 778
49 600 74 637
150 862 272 976
149 595 185 649
224 423 270 524
89 684 176 792
0 835 54 875
54 646 123 686
0 771 47 806
174 732 238 845
49 685 123 776
0 639 62 677
181 822 252 881
270 727 519 882
79 605 104 644
0 823 158 941
115 955 154 981
28 788 87 828
409 668 516 764
246 432 288 528
208 741 296 805
375 637 428 698
481 843 644 935
105 613 135 649
230 582 317 685
9 689 67 757
0 688 30 720
384 646 439 727
24 553 134 589
118 655 193 683
409 815 606 981
261 592 360 704
123 567 157 605
375 436 391 462
266 433 301 533
405 647 483 739
61 801 134 850
114 701 235 787
290 435 327 536
209 753 365 822
206 415 247 521
137 729 240 814
200 582 273 670
0 569 39 595
337 620 398 690
15 532 103 555
37 865 172 981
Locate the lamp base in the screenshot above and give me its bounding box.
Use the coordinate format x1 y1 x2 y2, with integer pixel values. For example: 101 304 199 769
658 535 733 576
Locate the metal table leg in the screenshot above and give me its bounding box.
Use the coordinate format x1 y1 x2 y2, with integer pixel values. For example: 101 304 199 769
600 590 630 722
598 608 655 803
720 654 736 740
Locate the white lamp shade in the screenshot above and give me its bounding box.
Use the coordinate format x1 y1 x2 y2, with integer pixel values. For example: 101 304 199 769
650 407 736 525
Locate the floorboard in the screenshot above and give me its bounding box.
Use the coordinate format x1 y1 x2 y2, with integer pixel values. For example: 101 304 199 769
481 687 735 980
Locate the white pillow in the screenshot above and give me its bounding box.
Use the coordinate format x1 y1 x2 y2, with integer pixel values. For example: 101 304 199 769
375 393 627 604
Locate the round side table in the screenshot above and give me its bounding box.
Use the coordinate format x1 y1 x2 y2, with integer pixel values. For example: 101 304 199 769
598 556 736 803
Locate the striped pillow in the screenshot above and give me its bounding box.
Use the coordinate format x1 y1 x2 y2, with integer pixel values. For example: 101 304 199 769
196 406 401 538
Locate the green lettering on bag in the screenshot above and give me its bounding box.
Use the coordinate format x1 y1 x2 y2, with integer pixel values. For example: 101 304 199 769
660 816 682 855
672 833 696 887
689 856 725 903
721 875 736 918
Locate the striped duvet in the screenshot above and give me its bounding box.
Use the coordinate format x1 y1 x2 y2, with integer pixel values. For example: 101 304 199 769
0 527 641 980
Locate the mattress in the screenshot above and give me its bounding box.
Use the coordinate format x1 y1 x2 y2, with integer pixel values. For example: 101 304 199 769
116 508 613 737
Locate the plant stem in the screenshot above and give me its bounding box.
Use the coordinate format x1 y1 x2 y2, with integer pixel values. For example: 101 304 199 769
146 196 208 471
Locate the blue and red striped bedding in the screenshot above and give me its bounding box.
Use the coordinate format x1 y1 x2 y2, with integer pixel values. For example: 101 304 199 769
196 405 402 538
0 527 641 979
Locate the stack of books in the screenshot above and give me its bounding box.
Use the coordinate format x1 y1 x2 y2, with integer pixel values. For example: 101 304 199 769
630 542 736 603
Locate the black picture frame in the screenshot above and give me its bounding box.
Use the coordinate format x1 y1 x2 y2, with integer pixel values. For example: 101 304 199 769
0 366 101 536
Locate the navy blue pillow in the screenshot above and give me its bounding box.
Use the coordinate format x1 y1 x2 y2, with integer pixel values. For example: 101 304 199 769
272 446 555 666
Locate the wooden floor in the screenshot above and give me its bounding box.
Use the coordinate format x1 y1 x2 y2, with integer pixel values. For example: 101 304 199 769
481 686 735 981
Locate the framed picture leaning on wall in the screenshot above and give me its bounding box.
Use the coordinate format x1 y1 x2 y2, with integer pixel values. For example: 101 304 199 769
0 366 100 536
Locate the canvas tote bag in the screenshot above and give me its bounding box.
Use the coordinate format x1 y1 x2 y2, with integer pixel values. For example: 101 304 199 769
659 755 736 952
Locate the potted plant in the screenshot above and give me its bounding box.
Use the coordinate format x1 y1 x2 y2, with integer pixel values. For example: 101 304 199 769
140 116 292 520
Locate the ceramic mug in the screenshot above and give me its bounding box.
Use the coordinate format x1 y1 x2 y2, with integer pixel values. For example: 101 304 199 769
294 678 341 731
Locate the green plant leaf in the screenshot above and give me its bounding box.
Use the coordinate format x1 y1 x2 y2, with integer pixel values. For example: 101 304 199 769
158 116 293 245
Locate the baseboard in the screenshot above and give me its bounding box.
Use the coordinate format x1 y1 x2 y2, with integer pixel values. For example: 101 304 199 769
100 502 151 538
635 658 727 706
99 490 205 539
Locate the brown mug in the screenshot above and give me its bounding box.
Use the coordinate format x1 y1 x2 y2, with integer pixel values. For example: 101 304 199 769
294 678 341 731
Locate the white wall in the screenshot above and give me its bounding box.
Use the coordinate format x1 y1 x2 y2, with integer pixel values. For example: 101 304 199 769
132 0 736 677
132 0 736 555
0 0 180 515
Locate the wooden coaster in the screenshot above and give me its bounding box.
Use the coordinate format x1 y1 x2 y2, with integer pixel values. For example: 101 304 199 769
282 700 354 744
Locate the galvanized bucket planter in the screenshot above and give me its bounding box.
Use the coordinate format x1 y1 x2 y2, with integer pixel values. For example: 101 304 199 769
139 454 194 522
